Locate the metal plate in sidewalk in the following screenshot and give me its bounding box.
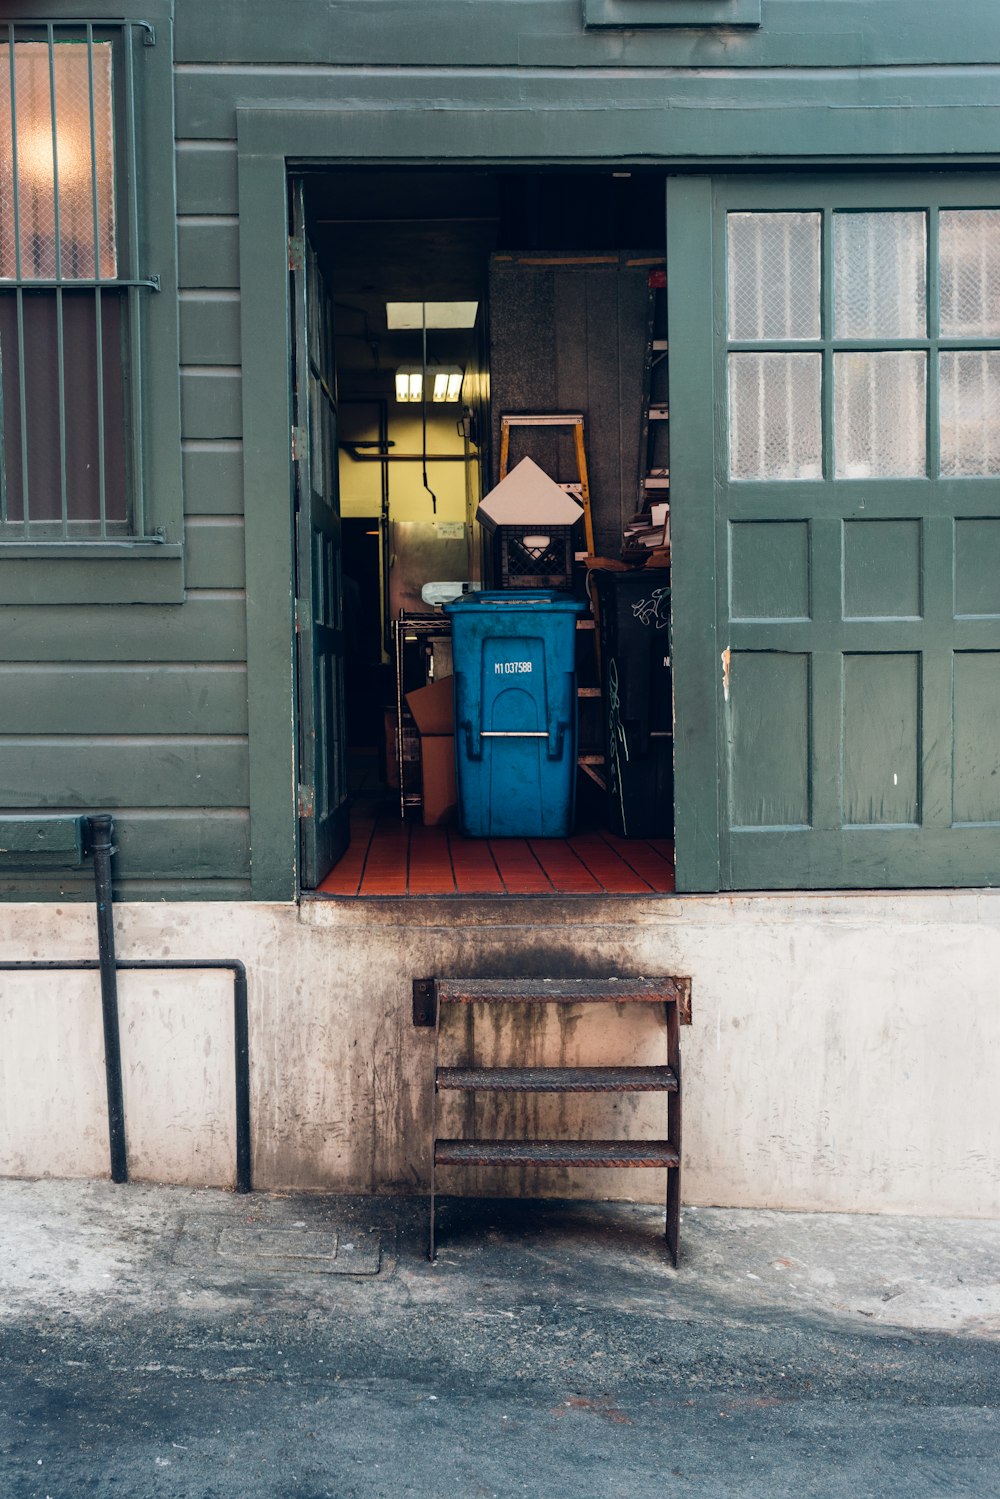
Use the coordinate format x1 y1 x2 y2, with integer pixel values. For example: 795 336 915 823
173 1219 384 1276
216 1224 382 1275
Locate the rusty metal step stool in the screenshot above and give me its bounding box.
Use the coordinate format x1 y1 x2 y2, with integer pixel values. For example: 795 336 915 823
416 976 690 1265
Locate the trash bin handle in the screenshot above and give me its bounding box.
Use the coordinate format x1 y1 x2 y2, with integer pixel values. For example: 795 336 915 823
462 723 567 761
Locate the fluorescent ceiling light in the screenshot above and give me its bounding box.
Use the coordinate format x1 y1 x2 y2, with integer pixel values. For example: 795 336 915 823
432 367 464 403
386 301 479 330
394 364 423 402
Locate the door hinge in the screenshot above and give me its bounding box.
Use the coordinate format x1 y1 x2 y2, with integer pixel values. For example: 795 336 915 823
291 425 306 460
288 234 305 272
298 784 315 819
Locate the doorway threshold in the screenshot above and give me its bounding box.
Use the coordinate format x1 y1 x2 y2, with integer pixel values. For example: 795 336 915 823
314 814 675 898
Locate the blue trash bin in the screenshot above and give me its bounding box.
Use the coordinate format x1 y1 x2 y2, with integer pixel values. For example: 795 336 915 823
443 589 586 838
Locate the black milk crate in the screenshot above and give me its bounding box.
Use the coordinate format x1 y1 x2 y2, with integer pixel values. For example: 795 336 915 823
484 522 576 591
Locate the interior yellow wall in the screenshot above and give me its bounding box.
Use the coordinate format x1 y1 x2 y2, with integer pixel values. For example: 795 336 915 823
339 407 469 523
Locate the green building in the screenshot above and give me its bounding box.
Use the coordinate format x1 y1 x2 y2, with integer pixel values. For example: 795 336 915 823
1 1 998 1218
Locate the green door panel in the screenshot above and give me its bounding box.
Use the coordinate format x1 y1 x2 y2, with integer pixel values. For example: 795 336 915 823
953 654 1000 825
291 179 349 889
842 653 921 826
668 172 1000 890
728 653 811 830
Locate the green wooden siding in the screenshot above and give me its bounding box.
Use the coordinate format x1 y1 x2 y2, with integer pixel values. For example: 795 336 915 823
0 7 249 899
173 0 1000 70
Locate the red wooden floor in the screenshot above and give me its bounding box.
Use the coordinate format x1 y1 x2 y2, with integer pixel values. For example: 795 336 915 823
316 814 676 897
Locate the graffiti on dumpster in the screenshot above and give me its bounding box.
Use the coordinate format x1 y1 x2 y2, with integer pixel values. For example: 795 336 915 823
631 587 670 630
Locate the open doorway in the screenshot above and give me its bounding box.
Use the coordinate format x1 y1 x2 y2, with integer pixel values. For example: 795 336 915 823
296 167 675 897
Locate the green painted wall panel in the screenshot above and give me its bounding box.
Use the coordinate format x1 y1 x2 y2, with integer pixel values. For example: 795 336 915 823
955 519 1000 618
177 220 240 289
0 812 249 887
0 599 246 663
728 652 810 829
173 0 1000 70
176 67 1000 152
182 445 246 516
175 142 240 215
842 653 920 826
179 296 242 365
0 877 252 903
729 521 809 621
0 667 249 736
843 520 922 620
728 826 1000 890
0 741 249 809
0 556 185 607
952 653 1000 826
181 370 243 440
185 521 247 588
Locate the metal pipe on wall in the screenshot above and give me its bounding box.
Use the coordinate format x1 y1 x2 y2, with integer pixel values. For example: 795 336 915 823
87 813 128 1184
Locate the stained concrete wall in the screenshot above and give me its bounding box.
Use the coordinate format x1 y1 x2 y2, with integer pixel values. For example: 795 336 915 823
2 893 998 1217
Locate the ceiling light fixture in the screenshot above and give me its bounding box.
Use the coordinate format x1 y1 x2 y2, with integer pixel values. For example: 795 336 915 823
394 364 464 403
386 301 479 330
432 366 464 403
394 364 423 402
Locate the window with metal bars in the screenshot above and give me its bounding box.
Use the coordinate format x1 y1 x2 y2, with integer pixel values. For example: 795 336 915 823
0 20 159 541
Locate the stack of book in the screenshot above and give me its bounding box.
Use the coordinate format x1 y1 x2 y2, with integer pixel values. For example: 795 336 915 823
621 502 670 562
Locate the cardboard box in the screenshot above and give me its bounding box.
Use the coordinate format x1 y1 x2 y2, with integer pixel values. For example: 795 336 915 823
476 456 583 529
405 675 457 826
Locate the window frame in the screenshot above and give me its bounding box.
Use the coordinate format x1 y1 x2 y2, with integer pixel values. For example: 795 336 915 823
722 198 1000 490
0 1 182 604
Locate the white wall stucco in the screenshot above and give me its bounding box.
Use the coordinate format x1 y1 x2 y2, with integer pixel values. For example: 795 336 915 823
1 892 997 1217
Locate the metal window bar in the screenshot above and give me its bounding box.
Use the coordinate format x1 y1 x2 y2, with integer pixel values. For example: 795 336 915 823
0 20 158 541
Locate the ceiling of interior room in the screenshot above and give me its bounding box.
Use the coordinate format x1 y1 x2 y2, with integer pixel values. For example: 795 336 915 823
303 169 667 397
306 172 499 397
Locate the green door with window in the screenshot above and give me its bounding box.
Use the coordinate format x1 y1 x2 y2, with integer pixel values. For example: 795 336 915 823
669 175 1000 890
290 179 349 888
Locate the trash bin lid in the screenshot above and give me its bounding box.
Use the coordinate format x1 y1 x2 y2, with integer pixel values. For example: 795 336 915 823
444 589 585 615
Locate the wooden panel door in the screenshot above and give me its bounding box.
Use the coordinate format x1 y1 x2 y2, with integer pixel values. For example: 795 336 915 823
290 179 349 888
669 174 1000 890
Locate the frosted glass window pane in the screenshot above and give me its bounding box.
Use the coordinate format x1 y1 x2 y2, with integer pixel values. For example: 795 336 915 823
940 209 1000 338
833 212 926 338
834 352 926 478
940 351 1000 477
727 212 821 342
0 42 116 280
729 353 823 481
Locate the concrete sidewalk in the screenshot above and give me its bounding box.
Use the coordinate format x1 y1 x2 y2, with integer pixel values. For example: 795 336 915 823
1 1181 998 1498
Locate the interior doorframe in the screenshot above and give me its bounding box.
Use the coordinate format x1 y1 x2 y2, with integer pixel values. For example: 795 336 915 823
235 105 979 900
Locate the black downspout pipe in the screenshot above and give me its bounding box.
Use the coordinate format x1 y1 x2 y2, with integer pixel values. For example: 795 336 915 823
233 965 252 1194
87 814 128 1184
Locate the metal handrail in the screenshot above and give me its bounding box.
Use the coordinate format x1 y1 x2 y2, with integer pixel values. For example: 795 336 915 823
1 814 252 1193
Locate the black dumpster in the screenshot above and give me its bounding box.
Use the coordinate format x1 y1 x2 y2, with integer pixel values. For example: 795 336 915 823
591 568 673 839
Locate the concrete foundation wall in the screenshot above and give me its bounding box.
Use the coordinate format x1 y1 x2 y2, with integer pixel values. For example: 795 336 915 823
1 893 998 1217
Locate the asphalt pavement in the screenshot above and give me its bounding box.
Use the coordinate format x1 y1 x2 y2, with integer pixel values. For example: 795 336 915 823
1 1180 998 1498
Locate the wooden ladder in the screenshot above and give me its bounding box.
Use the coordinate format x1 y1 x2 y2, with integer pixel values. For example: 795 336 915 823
423 976 690 1265
499 412 595 558
498 411 602 787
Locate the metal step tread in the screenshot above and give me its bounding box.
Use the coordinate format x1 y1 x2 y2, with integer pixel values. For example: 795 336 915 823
434 1138 680 1167
436 1065 678 1093
436 977 689 1007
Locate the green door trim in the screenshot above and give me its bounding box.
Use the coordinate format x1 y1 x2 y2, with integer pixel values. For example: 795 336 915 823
666 176 722 892
236 106 1000 900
